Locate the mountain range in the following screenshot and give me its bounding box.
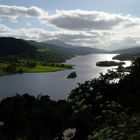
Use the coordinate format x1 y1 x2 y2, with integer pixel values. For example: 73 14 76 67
44 39 75 49
1 37 140 62
44 39 108 55
0 37 107 63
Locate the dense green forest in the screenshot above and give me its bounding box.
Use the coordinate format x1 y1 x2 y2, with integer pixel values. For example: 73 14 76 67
0 57 140 140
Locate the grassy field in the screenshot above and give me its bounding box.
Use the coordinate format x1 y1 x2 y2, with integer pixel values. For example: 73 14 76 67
0 63 73 76
25 65 65 73
0 71 7 76
0 63 7 76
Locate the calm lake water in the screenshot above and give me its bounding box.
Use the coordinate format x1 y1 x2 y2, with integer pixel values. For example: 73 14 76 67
0 54 131 100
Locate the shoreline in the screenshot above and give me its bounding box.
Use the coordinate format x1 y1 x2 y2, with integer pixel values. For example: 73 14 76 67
0 64 74 77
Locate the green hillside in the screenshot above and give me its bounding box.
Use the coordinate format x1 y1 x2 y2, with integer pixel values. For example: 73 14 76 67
0 37 74 76
0 37 74 62
0 37 38 59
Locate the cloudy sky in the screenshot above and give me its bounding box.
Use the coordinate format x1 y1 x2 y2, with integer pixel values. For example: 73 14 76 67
0 0 140 50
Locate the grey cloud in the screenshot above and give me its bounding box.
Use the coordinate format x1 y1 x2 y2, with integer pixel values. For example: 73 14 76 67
43 10 140 30
1 5 140 31
0 5 46 21
108 37 140 50
0 24 109 47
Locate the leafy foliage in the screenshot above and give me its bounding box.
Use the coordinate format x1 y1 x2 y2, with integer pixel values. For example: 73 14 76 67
67 71 77 78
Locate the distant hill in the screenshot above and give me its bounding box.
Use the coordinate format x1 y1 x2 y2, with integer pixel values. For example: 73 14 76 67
112 46 140 60
73 47 108 55
43 39 107 55
112 46 140 54
44 39 75 49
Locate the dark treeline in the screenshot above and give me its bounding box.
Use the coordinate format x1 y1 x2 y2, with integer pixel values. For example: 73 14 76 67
0 58 140 140
96 61 125 67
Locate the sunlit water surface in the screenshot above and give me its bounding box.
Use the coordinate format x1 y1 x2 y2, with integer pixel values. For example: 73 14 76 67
0 54 131 100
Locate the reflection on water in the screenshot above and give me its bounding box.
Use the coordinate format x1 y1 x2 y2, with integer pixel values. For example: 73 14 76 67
0 54 131 100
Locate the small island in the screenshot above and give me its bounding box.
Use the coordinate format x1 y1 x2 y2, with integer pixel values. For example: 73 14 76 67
67 71 77 78
96 61 125 67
